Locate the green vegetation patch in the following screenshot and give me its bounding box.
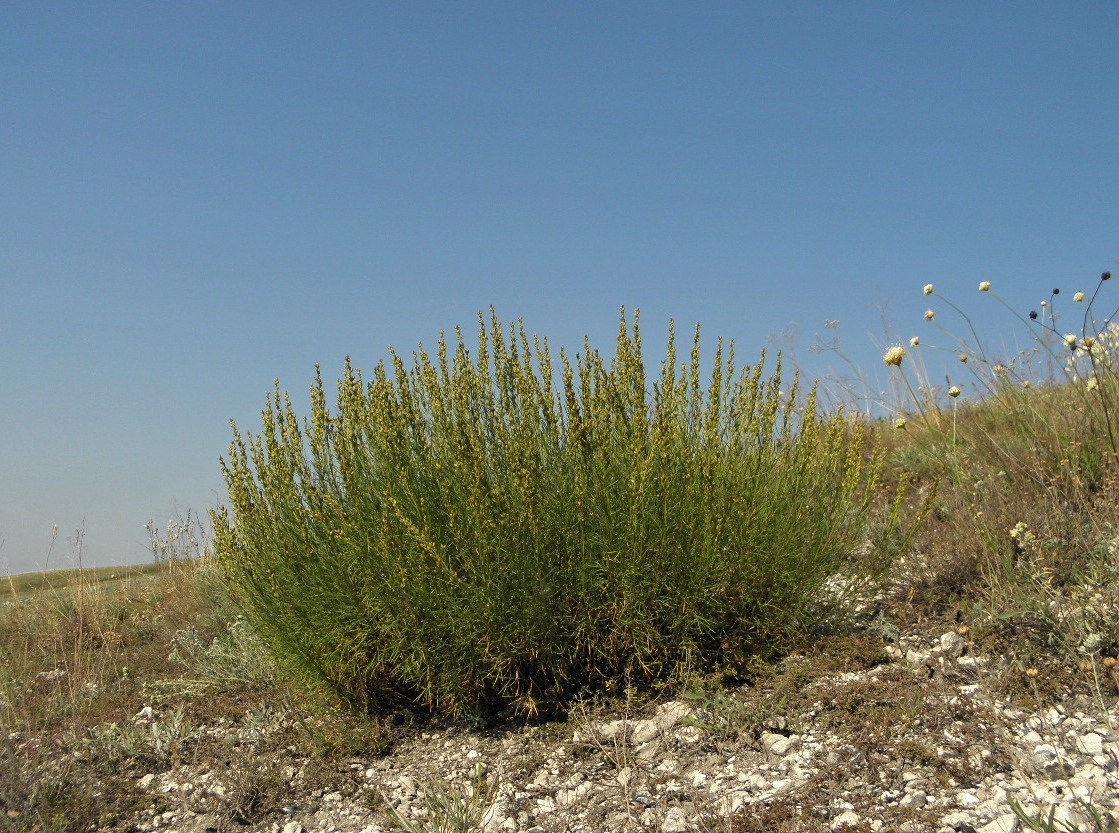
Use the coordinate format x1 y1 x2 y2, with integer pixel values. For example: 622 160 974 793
4 563 163 601
214 310 907 720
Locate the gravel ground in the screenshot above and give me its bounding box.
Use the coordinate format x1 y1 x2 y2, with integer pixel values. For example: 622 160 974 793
115 620 1119 833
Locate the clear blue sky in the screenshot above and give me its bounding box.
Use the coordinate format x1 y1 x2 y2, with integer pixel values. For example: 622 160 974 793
3 3 1117 575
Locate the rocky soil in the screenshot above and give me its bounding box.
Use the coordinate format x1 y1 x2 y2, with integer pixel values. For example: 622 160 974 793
117 622 1119 833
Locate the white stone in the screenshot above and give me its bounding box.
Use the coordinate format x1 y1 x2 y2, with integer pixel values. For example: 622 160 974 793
940 811 975 829
1033 744 1060 770
1076 733 1104 756
282 823 303 833
977 814 1019 833
662 807 689 833
535 796 555 815
900 790 927 808
1053 805 1088 829
659 700 692 724
832 810 863 830
633 718 660 744
906 650 931 666
773 735 802 756
939 631 965 658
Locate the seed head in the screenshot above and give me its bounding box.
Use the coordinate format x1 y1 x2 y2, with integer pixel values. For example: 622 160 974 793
1052 288 1060 295
1025 667 1039 679
1080 659 1093 674
948 386 961 398
1064 334 1077 348
1041 301 1048 308
923 284 934 296
1074 291 1085 303
1029 311 1038 320
883 345 906 367
979 281 991 292
959 353 968 363
1023 381 1031 389
924 309 935 321
1104 657 1118 670
910 336 919 347
956 625 970 637
894 418 907 430
1103 272 1112 281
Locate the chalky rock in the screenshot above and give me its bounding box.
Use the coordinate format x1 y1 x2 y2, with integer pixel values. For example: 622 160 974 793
119 620 1119 833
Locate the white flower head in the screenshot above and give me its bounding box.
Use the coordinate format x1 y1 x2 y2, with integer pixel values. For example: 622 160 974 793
979 281 991 292
923 284 934 296
924 309 935 321
909 336 919 347
883 345 906 367
1075 291 1086 303
948 386 961 398
1064 334 1077 348
894 418 907 429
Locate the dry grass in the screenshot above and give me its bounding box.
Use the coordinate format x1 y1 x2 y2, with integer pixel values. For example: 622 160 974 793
0 556 394 832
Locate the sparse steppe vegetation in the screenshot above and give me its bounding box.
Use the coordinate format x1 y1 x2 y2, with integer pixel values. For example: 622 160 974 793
3 275 1119 832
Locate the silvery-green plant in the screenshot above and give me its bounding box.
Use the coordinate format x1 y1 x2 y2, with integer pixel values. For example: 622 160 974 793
85 705 193 768
161 614 276 694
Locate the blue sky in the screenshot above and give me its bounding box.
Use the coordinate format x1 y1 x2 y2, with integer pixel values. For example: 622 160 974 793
2 3 1117 575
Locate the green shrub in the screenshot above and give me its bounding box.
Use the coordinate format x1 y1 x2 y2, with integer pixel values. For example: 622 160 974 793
213 309 900 719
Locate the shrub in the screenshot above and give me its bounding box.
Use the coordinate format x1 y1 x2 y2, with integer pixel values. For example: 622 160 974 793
213 309 902 719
